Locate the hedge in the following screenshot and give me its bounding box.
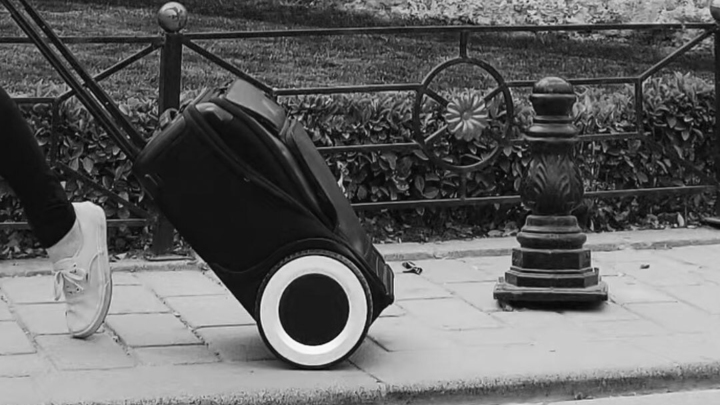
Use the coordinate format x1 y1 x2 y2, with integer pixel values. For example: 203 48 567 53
2 71 716 258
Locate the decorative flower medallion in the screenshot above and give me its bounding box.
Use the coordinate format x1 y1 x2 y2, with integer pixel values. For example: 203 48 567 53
443 92 490 141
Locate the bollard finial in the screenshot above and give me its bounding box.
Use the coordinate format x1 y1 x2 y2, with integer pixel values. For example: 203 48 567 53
158 2 188 33
711 0 720 23
529 76 576 121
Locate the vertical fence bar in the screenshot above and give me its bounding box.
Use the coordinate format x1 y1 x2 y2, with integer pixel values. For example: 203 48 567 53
149 28 184 258
635 79 643 137
459 31 469 58
50 99 59 164
715 27 720 216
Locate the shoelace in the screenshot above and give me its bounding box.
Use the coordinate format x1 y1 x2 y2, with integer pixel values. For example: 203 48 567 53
53 260 87 301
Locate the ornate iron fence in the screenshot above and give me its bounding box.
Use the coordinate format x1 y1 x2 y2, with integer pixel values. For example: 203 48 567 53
2 1 719 255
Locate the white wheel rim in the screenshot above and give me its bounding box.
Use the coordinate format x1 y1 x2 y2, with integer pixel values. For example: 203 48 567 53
259 255 368 367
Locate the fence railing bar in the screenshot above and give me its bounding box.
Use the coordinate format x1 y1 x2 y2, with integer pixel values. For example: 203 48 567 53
320 132 645 153
351 185 714 211
0 218 149 230
589 186 715 198
353 195 521 210
508 77 638 88
577 132 643 142
274 83 421 96
181 37 273 94
57 43 161 102
424 88 449 107
11 97 54 104
53 162 152 218
0 36 162 44
182 23 715 40
318 142 420 154
640 28 716 81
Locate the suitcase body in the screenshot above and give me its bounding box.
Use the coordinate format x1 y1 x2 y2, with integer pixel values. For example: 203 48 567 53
132 79 394 369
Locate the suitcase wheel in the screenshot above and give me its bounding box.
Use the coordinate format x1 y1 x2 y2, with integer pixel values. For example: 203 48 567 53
255 249 373 370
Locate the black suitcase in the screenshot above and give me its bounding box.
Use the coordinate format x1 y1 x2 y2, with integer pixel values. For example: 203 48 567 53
132 79 395 369
3 0 394 370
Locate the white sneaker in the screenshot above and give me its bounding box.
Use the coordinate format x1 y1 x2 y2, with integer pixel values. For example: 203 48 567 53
48 202 112 339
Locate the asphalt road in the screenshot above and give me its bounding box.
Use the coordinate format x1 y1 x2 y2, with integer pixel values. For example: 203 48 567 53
540 389 720 405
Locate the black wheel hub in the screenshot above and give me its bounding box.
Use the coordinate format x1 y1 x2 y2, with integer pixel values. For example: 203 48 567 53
278 273 350 346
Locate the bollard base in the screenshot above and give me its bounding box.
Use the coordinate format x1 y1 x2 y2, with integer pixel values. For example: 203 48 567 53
493 277 608 303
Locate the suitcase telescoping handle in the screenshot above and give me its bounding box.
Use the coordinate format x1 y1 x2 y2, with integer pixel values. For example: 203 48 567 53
1 0 145 160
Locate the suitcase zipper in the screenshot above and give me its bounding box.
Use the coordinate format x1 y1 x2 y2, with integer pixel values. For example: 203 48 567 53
184 106 317 221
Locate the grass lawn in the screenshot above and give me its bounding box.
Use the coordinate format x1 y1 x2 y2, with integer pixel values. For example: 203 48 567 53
0 0 715 101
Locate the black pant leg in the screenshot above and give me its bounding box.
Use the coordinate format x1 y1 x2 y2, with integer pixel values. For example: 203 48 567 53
0 85 75 248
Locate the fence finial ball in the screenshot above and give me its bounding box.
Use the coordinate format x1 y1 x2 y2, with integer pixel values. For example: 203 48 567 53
712 0 720 22
158 2 188 33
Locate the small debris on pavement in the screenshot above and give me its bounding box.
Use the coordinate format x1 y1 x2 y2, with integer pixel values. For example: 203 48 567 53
401 261 423 274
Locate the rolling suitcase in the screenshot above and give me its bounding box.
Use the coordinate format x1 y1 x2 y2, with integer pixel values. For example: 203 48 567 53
132 79 395 369
3 0 394 370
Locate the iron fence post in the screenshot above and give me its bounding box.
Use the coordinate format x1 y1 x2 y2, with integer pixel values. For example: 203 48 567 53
713 23 720 218
149 3 187 258
493 77 608 304
703 3 720 225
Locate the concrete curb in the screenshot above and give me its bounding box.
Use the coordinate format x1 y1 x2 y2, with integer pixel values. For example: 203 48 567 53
0 257 200 278
40 361 720 405
2 227 720 277
376 226 720 262
379 363 720 405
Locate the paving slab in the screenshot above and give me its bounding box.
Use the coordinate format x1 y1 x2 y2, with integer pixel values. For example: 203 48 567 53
624 302 720 334
391 272 453 301
444 281 507 312
0 377 49 405
0 297 12 321
35 333 135 371
106 313 202 347
108 285 170 314
110 271 141 286
0 354 51 377
13 303 69 335
0 276 61 304
165 294 255 328
136 270 229 297
400 297 502 330
657 284 720 315
0 321 35 355
408 258 491 284
604 276 678 305
195 325 275 362
133 345 220 366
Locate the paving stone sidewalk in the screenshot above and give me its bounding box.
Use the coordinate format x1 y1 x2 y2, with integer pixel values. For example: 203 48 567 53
1 231 720 405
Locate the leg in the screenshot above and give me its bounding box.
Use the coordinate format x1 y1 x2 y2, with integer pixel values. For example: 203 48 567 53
0 86 75 247
0 86 112 339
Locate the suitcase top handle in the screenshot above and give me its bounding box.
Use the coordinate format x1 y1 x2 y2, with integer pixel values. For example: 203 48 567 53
224 79 287 133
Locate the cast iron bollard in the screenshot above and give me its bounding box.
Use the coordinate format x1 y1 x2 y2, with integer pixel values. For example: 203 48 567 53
494 77 608 303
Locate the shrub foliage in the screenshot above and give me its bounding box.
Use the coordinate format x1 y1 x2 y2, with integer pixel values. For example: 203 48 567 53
1 71 716 258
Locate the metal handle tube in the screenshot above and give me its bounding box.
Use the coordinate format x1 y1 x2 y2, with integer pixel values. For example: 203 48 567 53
1 0 144 158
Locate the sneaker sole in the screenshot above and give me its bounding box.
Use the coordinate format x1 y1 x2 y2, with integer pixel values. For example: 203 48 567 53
72 203 112 339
